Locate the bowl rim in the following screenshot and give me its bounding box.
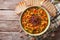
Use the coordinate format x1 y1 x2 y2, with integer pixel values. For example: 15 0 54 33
19 6 50 36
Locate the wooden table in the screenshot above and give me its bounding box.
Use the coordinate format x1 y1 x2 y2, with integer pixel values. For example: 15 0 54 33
0 0 60 40
0 0 28 40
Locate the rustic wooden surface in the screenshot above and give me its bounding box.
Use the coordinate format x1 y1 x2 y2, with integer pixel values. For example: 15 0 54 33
0 0 28 40
0 0 60 40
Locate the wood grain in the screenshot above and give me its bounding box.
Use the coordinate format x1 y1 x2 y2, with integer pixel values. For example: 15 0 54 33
0 10 19 20
0 20 20 32
0 0 22 9
0 32 27 40
0 10 21 32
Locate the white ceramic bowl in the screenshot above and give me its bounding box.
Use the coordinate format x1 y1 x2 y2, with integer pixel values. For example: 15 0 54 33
20 6 50 36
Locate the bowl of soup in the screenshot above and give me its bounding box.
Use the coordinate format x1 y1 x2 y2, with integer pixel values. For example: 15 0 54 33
20 6 50 36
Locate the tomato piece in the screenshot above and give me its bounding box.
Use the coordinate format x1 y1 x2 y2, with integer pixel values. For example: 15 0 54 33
33 9 37 14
